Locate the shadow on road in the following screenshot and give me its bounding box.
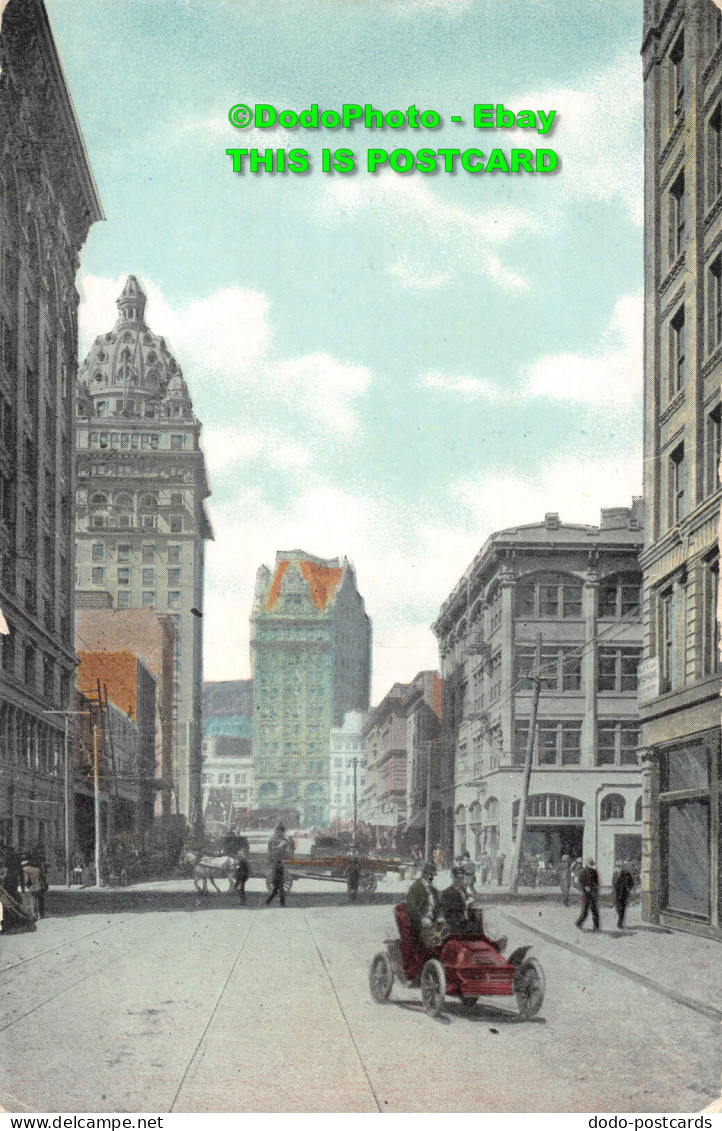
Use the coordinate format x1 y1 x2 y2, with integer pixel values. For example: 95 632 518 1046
45 886 404 917
384 996 546 1027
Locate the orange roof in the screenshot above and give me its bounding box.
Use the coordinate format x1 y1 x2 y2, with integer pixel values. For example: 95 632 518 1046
77 651 138 720
266 559 343 613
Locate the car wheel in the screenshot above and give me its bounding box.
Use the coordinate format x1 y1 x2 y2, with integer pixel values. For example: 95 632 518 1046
421 958 446 1018
514 957 545 1019
369 952 394 1003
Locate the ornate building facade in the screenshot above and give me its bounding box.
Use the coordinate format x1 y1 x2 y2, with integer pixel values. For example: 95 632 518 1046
640 0 722 938
250 551 371 828
75 277 212 826
433 505 644 884
0 0 102 865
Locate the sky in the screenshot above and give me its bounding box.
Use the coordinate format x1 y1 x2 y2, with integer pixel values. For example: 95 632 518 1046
47 0 646 701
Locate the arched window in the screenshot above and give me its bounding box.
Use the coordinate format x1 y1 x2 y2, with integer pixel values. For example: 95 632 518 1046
115 492 133 509
516 571 584 619
634 796 643 822
91 493 108 507
484 797 500 822
139 493 158 510
601 793 625 821
455 804 467 824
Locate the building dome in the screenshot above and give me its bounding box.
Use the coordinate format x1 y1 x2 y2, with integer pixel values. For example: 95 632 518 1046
78 275 194 421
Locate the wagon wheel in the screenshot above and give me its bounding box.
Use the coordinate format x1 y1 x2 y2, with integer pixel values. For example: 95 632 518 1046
360 872 378 894
514 957 545 1020
420 958 446 1018
369 952 394 1003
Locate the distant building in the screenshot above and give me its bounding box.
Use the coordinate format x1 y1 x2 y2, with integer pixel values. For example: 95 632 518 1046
76 599 176 817
329 710 367 825
361 683 409 830
74 277 213 826
201 734 254 830
432 505 644 882
640 0 722 938
76 650 156 843
250 550 371 828
0 0 102 862
204 679 253 739
404 671 442 853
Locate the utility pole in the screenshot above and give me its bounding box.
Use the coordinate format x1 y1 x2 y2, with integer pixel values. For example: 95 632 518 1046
336 773 341 836
424 739 434 862
93 724 101 887
509 633 542 894
352 757 357 852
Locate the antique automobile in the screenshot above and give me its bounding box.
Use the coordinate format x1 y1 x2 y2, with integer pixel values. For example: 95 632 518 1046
369 902 545 1019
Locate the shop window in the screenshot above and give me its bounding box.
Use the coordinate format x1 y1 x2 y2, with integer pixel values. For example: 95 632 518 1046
663 799 710 918
663 745 709 792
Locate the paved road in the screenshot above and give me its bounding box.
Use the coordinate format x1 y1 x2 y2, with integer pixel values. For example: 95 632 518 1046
1 878 720 1113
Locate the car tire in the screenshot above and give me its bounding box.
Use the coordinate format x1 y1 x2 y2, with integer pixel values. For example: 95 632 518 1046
369 952 394 1003
420 958 446 1018
514 957 545 1019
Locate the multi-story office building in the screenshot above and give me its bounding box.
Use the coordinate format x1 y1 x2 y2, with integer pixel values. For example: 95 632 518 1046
404 671 442 854
201 734 254 828
432 505 645 882
204 679 253 739
329 710 367 825
75 277 212 826
640 0 722 938
0 0 102 864
250 550 371 828
360 683 409 830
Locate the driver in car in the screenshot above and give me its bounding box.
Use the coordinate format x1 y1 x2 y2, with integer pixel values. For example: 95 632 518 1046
406 860 445 947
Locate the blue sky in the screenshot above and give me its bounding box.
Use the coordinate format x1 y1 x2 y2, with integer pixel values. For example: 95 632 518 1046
48 0 645 699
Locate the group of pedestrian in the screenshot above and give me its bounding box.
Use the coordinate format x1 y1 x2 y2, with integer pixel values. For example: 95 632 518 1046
573 857 636 931
0 842 48 933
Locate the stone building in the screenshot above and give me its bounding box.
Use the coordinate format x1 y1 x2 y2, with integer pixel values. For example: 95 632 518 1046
432 505 644 884
0 0 102 862
201 734 254 829
75 277 212 827
250 550 371 828
360 683 409 831
404 671 442 854
329 709 367 826
640 0 722 938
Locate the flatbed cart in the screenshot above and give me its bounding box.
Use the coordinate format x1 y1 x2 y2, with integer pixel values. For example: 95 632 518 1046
251 853 406 900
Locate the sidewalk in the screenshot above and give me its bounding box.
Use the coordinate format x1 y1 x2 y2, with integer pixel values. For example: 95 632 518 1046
500 896 722 1023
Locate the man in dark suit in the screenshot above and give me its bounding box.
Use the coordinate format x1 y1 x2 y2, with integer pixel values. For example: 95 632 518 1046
612 860 635 928
406 860 442 946
575 858 600 931
265 823 290 907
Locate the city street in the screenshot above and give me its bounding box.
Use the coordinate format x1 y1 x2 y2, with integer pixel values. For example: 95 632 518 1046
1 877 721 1114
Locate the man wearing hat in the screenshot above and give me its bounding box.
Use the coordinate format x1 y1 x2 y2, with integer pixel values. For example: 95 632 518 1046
575 858 600 931
265 822 290 907
559 854 572 906
406 860 442 947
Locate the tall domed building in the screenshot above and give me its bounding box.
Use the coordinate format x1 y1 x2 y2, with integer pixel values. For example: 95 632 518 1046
75 277 213 827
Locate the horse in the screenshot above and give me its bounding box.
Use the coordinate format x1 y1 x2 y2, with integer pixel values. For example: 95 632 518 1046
185 851 237 895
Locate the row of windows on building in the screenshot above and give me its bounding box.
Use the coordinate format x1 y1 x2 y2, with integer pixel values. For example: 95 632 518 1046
88 431 188 450
666 284 721 403
509 719 641 767
515 646 642 692
0 631 69 705
202 772 250 786
91 543 183 564
255 759 327 776
90 566 183 589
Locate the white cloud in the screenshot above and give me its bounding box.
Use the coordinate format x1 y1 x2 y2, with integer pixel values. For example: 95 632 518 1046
390 259 452 290
322 172 538 292
522 292 642 408
516 54 644 224
422 371 504 401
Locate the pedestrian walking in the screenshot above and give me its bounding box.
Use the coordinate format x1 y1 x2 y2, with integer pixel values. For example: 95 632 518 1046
433 843 445 872
346 856 361 902
480 850 491 886
612 860 635 928
265 822 290 907
559 854 572 906
233 849 250 904
575 858 600 931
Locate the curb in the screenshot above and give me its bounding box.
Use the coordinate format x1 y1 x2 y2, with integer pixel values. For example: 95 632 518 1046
503 913 722 1024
